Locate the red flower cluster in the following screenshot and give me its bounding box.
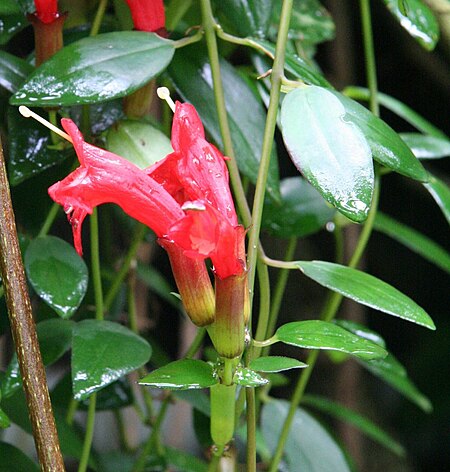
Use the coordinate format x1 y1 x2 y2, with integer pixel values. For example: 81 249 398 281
125 0 165 34
48 102 246 281
33 0 59 24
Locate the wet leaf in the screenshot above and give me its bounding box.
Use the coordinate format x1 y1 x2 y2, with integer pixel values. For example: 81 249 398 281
72 320 151 400
262 400 351 472
383 0 439 50
275 320 387 360
11 32 175 106
139 359 217 390
424 174 450 224
105 119 172 169
0 14 27 45
262 176 335 238
233 366 269 387
25 236 88 319
281 85 374 222
249 356 308 373
400 133 450 159
296 261 436 329
331 90 428 182
374 212 450 274
0 51 33 94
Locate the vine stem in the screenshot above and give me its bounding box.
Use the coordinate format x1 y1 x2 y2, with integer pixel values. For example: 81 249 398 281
269 0 381 467
0 139 65 471
89 0 108 37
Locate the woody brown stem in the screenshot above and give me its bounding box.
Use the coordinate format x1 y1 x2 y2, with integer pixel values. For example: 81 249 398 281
0 139 65 471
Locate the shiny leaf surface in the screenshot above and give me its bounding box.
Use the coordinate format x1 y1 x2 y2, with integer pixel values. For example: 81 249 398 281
424 174 450 224
7 107 73 186
169 48 280 201
270 0 335 44
262 176 335 238
105 119 172 169
383 0 439 50
249 356 308 373
72 320 151 400
359 353 432 412
331 90 428 181
262 400 351 472
11 32 175 106
215 0 273 38
374 212 450 274
233 367 269 386
139 359 217 390
344 86 447 139
303 394 405 456
0 51 33 94
296 261 435 329
281 85 374 222
400 133 450 159
25 236 88 319
275 320 387 360
0 14 27 45
0 442 39 471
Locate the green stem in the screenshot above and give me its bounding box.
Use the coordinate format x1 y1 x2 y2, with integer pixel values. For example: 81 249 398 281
38 202 60 237
77 393 97 472
215 26 274 59
207 445 224 472
184 327 206 358
89 0 108 37
263 237 297 356
90 208 104 321
104 223 147 312
165 0 193 31
173 29 204 49
246 388 257 472
359 0 379 116
66 398 79 426
246 0 293 301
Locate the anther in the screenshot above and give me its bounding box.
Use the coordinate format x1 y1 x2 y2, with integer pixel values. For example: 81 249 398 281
18 106 73 143
156 87 176 113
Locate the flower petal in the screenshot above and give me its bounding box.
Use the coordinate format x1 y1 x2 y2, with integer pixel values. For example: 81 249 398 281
125 0 165 33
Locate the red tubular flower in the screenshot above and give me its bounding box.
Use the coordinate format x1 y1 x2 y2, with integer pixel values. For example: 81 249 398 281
34 0 59 24
125 0 166 34
148 102 246 280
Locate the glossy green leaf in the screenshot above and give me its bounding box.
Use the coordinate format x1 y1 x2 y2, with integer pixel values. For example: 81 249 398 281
281 85 374 222
0 51 33 94
383 0 439 50
7 107 73 185
11 32 175 106
0 0 22 14
215 0 273 38
262 400 351 472
169 48 280 201
424 174 450 224
72 320 151 400
344 86 447 139
270 0 335 44
275 320 387 360
0 14 27 45
330 90 428 181
25 236 88 319
360 353 432 412
400 133 450 159
105 119 172 169
0 442 40 472
334 319 386 348
233 366 269 387
139 359 217 390
302 394 405 456
296 260 435 329
262 176 335 238
249 356 308 372
374 212 450 274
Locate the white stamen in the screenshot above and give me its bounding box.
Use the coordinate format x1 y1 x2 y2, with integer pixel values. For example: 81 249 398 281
156 87 176 113
18 106 73 143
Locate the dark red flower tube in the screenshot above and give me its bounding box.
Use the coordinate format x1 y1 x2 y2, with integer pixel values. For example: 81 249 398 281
125 0 166 34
